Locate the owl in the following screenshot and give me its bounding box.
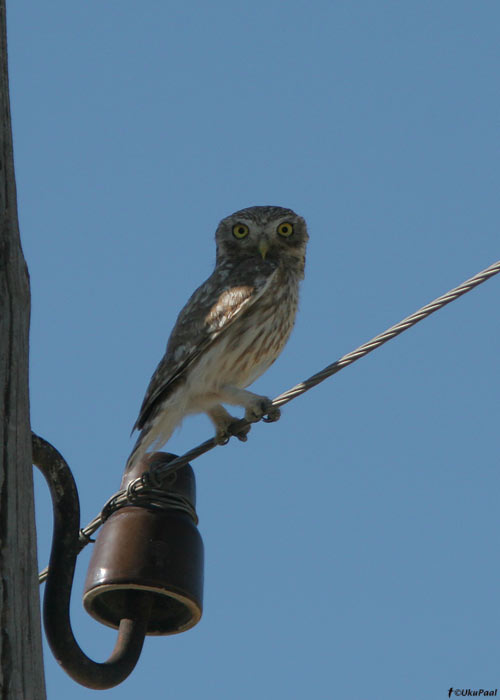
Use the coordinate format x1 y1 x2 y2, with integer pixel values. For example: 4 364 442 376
127 205 308 469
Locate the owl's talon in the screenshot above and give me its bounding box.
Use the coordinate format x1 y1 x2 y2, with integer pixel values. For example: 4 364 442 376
263 405 281 423
214 420 251 445
228 421 251 442
245 397 280 424
214 432 230 446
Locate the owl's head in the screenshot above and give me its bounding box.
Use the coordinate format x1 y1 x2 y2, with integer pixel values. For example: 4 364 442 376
215 205 309 276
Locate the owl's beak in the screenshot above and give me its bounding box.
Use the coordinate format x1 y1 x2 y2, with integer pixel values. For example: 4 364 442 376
258 239 270 260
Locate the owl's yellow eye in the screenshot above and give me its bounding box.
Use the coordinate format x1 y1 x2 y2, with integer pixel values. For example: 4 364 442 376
232 223 250 239
277 222 294 237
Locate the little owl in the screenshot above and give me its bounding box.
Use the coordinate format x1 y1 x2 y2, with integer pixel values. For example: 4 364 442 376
128 205 308 468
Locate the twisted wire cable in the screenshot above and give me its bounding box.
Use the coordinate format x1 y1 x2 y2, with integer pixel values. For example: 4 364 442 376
38 258 500 583
273 258 500 406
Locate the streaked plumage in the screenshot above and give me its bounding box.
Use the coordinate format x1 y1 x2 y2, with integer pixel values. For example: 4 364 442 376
127 205 308 468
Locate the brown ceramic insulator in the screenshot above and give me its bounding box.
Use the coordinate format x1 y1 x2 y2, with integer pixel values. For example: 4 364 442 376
83 453 204 636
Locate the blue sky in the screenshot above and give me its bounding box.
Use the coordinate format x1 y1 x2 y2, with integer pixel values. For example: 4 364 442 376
8 1 499 698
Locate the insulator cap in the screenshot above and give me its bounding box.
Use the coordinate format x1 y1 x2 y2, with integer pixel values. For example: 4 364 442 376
83 453 203 635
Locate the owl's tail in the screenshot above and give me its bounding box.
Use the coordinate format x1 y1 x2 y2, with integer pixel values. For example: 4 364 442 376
125 432 148 473
125 405 179 473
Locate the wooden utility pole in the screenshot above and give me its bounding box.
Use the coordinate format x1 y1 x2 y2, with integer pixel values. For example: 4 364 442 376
0 0 47 697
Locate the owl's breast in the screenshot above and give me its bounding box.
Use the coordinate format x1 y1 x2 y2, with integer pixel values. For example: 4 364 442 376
210 270 300 388
180 267 301 406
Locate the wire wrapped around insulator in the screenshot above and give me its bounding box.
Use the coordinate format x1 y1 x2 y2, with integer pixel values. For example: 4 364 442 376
32 433 152 690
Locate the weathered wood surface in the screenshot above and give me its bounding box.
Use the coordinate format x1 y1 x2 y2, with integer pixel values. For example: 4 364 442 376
0 0 46 696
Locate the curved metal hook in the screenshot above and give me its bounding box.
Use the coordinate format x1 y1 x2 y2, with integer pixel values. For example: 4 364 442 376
32 433 152 689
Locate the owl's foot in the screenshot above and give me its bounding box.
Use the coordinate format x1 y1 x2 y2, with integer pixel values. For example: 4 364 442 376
262 402 281 423
244 396 281 424
219 386 281 426
208 405 251 445
219 420 251 445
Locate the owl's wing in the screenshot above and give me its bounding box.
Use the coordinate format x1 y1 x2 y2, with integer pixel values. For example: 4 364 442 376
133 260 278 432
